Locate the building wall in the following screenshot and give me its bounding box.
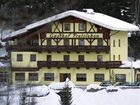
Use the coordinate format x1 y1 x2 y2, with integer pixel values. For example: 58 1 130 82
11 52 110 67
9 17 130 85
110 31 128 61
12 68 109 85
12 68 133 85
111 68 134 83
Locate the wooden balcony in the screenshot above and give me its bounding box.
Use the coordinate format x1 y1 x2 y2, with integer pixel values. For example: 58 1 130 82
6 45 110 53
37 61 122 68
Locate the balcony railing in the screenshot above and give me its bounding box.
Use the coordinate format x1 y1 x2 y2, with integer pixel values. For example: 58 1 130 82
37 61 121 68
6 45 110 53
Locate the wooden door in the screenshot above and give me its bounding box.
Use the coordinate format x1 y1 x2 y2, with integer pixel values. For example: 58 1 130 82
60 73 71 82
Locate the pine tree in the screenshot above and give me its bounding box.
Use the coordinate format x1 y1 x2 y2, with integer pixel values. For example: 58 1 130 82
19 88 27 105
59 86 72 105
59 79 73 105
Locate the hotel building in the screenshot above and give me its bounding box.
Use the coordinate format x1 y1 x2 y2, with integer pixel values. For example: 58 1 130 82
3 10 139 85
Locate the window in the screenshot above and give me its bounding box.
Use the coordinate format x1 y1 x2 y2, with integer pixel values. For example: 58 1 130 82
47 39 51 46
27 39 38 46
97 55 103 62
78 55 84 62
118 55 121 60
31 39 39 46
47 55 51 62
0 72 8 82
118 39 121 47
17 40 27 45
115 74 126 82
78 39 84 45
30 54 36 62
64 55 69 62
64 23 70 31
113 55 115 61
79 23 85 31
76 73 86 81
113 40 115 47
29 73 38 81
15 73 25 81
64 39 69 46
97 39 103 46
17 54 23 61
44 73 54 81
137 74 140 81
94 74 104 82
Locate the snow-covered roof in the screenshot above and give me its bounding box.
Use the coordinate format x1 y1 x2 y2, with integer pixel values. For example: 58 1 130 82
3 10 139 40
0 47 7 57
120 60 140 69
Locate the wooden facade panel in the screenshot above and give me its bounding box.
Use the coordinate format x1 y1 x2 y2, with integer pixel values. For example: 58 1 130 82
11 67 39 71
7 45 110 53
37 61 122 68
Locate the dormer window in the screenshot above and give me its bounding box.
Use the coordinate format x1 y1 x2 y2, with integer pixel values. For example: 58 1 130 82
79 23 85 31
64 23 70 31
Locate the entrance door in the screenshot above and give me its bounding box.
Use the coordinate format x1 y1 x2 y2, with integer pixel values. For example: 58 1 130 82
60 73 71 82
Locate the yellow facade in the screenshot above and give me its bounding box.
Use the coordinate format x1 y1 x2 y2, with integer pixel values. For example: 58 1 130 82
12 68 134 85
8 15 134 85
110 31 128 61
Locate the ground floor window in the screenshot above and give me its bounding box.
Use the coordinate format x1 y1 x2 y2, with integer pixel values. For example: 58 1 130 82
29 73 38 81
0 72 8 82
115 74 126 82
94 74 104 82
44 73 54 81
76 73 86 81
15 73 25 81
137 74 140 81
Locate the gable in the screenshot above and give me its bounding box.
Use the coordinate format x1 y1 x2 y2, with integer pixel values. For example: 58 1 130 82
3 10 139 41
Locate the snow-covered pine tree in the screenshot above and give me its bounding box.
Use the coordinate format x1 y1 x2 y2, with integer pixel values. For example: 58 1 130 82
19 88 27 105
59 78 72 105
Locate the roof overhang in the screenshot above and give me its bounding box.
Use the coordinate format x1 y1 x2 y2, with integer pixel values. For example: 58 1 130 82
3 10 139 41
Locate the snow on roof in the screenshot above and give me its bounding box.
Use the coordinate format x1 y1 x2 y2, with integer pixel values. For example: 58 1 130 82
3 10 139 40
2 28 26 40
120 60 140 69
26 10 139 31
0 62 7 67
0 47 7 57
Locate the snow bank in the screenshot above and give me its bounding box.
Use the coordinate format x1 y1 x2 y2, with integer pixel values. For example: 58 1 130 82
28 85 50 96
48 78 75 90
1 84 140 105
0 85 7 91
106 86 119 92
72 88 140 105
36 90 60 105
86 84 102 91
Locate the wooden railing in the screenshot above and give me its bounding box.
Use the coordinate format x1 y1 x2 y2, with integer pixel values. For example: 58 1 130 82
6 45 110 53
37 61 121 68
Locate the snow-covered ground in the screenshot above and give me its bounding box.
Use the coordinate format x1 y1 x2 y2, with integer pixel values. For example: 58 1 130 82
0 80 140 105
72 88 140 105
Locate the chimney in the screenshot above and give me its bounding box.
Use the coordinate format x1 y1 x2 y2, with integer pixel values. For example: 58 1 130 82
83 9 95 14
